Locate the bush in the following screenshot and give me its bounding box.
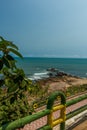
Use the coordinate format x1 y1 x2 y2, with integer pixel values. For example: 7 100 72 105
0 36 32 125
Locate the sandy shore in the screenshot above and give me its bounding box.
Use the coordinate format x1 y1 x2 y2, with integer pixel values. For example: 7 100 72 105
28 74 87 103
36 75 87 93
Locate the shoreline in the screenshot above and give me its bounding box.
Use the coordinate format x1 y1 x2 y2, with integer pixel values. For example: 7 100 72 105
27 70 87 103
35 73 87 93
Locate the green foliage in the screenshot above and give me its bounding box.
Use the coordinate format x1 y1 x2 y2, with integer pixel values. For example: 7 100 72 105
0 89 30 125
0 36 23 70
66 84 87 97
0 36 34 126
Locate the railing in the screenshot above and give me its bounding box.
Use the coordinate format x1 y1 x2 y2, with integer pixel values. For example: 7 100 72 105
32 85 87 109
0 91 87 130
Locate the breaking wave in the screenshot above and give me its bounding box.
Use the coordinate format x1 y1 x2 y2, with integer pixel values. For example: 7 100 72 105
28 71 49 80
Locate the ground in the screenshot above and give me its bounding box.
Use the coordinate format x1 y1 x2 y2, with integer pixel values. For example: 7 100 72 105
37 75 87 93
72 120 87 130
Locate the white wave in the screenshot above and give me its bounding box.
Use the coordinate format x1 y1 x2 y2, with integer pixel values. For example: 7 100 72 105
28 76 41 80
28 71 49 80
34 72 48 76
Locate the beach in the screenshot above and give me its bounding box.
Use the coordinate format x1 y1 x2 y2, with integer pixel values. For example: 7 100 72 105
35 73 87 96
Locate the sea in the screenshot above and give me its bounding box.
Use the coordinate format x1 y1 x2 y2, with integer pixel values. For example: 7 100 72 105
16 57 87 80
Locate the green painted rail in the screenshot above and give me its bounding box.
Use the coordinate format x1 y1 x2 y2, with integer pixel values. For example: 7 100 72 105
0 110 50 130
0 91 87 130
66 94 87 107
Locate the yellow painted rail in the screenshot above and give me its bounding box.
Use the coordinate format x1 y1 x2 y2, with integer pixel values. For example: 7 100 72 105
47 91 66 130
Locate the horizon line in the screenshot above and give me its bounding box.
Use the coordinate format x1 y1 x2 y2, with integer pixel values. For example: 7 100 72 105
15 56 87 59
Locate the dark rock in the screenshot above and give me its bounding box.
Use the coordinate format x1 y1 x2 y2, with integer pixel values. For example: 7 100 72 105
47 68 59 72
47 68 70 77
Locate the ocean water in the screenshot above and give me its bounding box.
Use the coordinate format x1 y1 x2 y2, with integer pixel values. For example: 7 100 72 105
16 57 87 80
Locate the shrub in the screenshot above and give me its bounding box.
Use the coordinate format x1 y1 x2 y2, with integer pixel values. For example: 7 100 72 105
0 36 32 125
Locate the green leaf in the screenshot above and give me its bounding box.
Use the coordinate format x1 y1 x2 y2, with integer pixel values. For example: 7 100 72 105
2 56 10 68
6 41 18 50
9 60 16 69
6 55 14 61
8 48 23 58
7 84 18 93
14 75 23 83
0 43 6 51
0 36 18 50
0 79 4 87
0 36 5 41
10 97 16 104
21 80 27 88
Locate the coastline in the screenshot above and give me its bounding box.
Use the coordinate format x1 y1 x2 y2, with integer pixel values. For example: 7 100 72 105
35 73 87 94
27 69 87 104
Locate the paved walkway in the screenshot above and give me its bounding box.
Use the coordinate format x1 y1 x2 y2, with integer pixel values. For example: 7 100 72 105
72 120 87 130
18 99 87 130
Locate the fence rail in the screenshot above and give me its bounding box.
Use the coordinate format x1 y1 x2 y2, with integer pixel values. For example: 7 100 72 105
0 91 87 130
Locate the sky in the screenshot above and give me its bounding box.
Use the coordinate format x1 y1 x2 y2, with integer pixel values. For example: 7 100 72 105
0 0 87 58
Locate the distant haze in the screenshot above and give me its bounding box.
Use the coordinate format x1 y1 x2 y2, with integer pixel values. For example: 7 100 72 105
0 0 87 58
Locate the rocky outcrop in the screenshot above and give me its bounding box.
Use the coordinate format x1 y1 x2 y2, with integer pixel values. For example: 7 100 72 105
47 68 70 77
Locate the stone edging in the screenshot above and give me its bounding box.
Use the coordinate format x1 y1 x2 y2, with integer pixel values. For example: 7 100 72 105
66 110 87 130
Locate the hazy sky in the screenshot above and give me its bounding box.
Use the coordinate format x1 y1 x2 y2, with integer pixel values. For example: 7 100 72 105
0 0 87 58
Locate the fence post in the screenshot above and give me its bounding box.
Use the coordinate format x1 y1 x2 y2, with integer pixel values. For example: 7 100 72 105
47 91 66 130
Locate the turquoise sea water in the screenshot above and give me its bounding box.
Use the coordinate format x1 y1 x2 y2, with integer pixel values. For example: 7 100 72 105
16 57 87 79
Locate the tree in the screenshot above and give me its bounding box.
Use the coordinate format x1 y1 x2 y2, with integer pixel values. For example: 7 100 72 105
0 36 31 125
